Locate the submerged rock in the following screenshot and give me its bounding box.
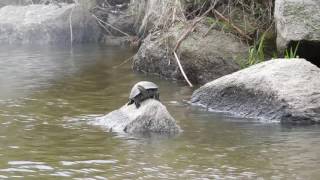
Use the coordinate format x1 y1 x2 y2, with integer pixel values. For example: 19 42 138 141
191 59 320 124
133 23 248 85
94 99 181 134
274 0 320 51
0 4 100 44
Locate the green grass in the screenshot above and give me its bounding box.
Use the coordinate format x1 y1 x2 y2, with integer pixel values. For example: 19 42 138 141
285 42 300 59
240 33 266 68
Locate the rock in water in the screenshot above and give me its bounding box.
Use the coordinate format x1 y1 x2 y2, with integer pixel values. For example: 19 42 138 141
0 4 100 44
133 23 247 85
274 0 320 51
94 99 181 134
191 59 320 124
0 0 32 7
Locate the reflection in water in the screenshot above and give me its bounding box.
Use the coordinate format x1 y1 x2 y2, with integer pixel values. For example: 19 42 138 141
0 44 319 179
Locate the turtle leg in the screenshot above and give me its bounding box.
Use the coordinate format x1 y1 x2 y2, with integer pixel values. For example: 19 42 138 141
134 101 141 108
127 99 134 106
155 91 160 101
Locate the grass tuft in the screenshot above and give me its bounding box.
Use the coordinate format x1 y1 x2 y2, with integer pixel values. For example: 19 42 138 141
240 32 266 68
285 42 300 59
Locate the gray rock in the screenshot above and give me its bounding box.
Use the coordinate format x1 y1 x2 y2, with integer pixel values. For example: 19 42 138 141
133 23 248 85
78 0 96 10
0 4 100 44
130 0 184 34
94 99 181 134
0 0 32 7
99 35 131 47
191 59 320 124
106 12 136 36
274 0 320 51
93 0 136 36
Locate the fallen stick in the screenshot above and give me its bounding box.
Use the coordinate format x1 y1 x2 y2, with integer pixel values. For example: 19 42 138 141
213 10 252 40
92 14 130 37
173 22 197 52
172 0 178 23
203 21 216 37
95 16 113 35
69 5 75 48
112 56 134 69
172 6 217 87
173 5 216 52
173 52 193 87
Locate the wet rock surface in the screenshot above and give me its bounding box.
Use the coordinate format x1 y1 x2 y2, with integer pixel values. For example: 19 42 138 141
94 99 181 134
132 23 248 85
0 4 100 44
191 59 320 124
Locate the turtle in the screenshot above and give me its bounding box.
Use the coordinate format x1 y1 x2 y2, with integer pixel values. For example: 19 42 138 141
127 81 160 108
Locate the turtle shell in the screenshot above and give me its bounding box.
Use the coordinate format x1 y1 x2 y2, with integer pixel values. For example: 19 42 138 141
129 81 159 99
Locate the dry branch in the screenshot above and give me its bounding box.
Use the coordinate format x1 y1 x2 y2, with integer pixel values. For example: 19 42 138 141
213 9 252 40
69 5 75 48
171 5 218 87
173 52 193 87
112 56 134 69
92 14 130 37
173 5 216 52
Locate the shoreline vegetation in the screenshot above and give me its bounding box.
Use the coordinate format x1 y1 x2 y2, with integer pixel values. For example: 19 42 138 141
102 0 277 68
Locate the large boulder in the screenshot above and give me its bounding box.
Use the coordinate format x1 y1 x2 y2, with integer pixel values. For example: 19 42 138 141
130 0 184 34
93 0 136 36
274 0 320 51
133 23 248 85
105 11 136 36
0 0 32 8
92 99 181 134
0 4 100 44
191 59 320 124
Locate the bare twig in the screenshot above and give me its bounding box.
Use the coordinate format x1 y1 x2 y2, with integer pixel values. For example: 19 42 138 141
172 0 178 23
92 14 130 37
173 52 193 87
213 9 252 40
69 5 75 48
173 5 216 52
95 16 113 35
112 56 134 69
203 21 216 37
171 5 217 87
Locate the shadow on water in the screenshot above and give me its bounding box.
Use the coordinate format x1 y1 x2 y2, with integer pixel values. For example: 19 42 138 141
0 44 319 179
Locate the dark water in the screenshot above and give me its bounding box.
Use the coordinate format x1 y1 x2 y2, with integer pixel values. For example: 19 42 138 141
0 44 319 179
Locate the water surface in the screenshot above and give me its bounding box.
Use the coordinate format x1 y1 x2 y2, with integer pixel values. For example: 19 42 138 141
0 44 319 179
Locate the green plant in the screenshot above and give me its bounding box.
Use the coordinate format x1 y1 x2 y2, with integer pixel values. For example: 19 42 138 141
285 42 300 59
272 52 278 59
205 17 215 25
242 32 266 68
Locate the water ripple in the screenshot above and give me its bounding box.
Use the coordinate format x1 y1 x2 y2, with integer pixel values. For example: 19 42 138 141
61 160 118 166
